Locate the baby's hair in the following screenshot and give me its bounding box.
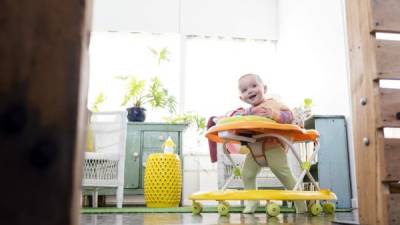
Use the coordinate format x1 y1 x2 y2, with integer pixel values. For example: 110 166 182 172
238 73 264 84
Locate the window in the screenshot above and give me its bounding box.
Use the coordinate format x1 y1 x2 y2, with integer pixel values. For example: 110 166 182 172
183 35 277 120
89 32 277 124
88 32 180 117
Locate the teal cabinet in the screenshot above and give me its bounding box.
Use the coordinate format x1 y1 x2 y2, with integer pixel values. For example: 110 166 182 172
124 129 141 189
305 115 352 209
124 122 188 195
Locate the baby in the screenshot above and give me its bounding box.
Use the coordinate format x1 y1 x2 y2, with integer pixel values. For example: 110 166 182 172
237 73 307 214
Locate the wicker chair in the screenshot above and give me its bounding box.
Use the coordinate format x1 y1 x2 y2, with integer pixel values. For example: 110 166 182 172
82 111 127 208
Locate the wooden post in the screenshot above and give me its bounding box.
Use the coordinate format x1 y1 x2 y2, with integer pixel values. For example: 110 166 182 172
0 1 92 225
345 0 400 224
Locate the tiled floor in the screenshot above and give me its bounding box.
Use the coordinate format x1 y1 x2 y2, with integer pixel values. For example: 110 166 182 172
80 211 358 225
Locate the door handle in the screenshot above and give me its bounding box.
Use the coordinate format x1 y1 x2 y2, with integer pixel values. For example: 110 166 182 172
133 152 139 161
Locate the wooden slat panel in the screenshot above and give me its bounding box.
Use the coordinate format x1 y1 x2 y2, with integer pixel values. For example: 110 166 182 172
376 88 400 127
347 1 400 224
0 1 92 225
371 0 400 33
385 194 400 225
346 0 382 224
380 139 400 181
375 40 400 80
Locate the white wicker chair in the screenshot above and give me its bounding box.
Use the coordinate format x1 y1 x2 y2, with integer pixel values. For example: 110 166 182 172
82 111 127 208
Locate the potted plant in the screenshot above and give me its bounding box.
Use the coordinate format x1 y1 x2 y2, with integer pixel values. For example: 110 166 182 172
163 112 206 135
116 76 176 122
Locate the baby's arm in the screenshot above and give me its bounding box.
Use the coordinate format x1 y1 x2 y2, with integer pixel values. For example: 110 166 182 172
277 107 293 124
264 106 293 124
251 100 293 124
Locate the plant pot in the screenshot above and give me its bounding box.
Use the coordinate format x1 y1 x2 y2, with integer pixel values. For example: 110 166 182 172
127 107 146 122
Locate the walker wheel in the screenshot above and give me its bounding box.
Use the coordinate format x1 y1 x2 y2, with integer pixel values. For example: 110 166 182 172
310 203 322 216
323 202 336 214
266 203 280 217
192 202 203 215
217 201 230 216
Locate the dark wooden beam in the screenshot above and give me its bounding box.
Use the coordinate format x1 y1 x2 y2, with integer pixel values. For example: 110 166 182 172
0 1 92 224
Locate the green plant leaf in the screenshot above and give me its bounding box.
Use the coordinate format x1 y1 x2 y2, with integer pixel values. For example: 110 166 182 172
146 77 176 113
149 48 158 57
149 47 170 65
166 96 177 113
121 94 131 107
163 112 206 134
304 98 313 108
119 76 147 107
158 47 170 64
91 91 106 112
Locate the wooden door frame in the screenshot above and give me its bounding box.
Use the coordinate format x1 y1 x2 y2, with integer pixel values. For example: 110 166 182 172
345 0 400 224
0 1 92 224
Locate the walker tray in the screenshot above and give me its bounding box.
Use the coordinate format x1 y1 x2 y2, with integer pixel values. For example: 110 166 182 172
206 116 319 144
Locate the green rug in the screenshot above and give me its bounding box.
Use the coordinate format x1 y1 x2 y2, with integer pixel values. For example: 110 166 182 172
81 206 352 214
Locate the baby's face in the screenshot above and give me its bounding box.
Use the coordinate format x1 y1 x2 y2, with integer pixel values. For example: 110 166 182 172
238 75 265 106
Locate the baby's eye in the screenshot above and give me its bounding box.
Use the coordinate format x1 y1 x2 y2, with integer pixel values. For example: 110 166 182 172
242 88 247 93
252 84 257 88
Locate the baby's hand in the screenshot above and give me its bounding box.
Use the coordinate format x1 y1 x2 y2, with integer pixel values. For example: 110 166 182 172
229 107 248 116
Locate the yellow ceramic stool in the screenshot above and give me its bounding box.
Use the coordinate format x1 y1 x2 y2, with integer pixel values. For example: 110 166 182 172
144 153 182 207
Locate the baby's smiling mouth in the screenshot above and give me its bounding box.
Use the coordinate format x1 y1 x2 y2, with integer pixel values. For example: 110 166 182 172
249 94 257 100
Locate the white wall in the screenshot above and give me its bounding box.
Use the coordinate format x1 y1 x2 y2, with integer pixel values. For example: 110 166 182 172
92 0 180 33
92 0 277 39
275 0 350 115
180 0 277 39
276 0 357 208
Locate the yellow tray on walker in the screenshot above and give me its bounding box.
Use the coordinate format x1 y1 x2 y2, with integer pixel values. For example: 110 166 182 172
190 189 337 201
190 116 337 216
189 189 337 216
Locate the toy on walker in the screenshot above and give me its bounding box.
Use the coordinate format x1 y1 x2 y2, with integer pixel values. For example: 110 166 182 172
189 115 337 216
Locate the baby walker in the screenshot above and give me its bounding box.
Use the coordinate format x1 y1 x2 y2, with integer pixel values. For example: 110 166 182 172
189 116 337 216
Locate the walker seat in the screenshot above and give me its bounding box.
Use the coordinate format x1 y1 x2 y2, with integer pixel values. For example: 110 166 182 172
189 115 337 216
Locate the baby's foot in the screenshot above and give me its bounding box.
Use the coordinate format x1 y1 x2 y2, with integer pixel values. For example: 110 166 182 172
242 200 259 214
